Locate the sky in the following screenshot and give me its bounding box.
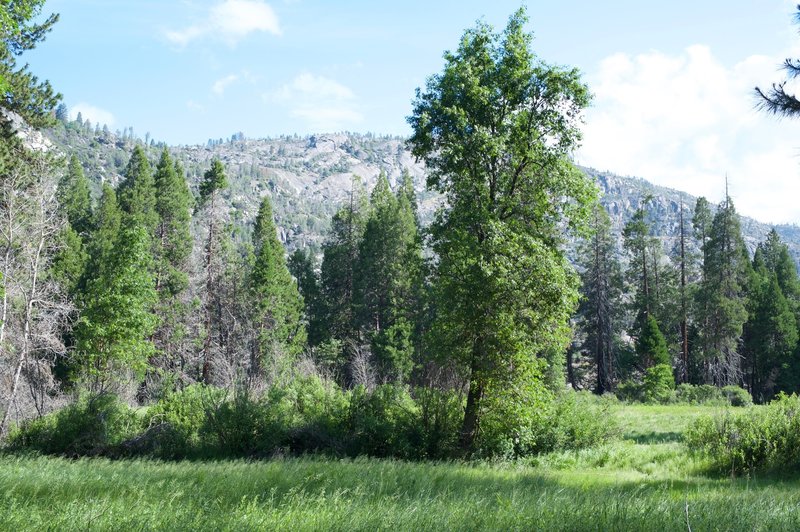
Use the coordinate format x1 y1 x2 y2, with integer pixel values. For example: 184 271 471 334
23 0 800 224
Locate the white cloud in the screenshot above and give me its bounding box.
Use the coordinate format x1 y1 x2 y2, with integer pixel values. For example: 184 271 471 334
578 44 800 224
165 0 281 47
212 74 239 95
69 102 115 127
266 73 364 131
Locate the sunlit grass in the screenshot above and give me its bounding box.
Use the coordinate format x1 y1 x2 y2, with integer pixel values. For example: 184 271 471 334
1 403 795 531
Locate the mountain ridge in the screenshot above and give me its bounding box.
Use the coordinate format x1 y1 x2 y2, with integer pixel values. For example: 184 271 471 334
44 120 800 265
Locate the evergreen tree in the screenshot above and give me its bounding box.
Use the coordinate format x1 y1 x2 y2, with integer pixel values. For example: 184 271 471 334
199 158 228 383
57 155 93 237
250 195 306 377
288 248 324 346
355 172 424 383
695 194 751 386
318 176 368 374
576 204 623 394
83 183 121 284
622 198 656 323
636 315 671 368
153 148 193 297
118 146 158 235
75 223 159 391
743 272 798 401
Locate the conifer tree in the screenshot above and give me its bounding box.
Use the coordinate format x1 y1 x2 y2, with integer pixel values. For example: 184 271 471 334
743 272 798 401
75 223 159 391
318 176 368 374
250 195 306 377
355 172 423 382
576 204 623 394
695 194 751 385
288 248 324 346
153 148 193 297
57 155 92 237
83 183 121 284
199 158 228 383
118 146 158 234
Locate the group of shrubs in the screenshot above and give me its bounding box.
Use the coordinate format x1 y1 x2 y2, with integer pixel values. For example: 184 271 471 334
686 393 800 475
616 366 753 407
6 377 617 461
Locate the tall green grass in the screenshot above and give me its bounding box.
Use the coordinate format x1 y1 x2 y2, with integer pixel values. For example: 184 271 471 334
2 403 795 531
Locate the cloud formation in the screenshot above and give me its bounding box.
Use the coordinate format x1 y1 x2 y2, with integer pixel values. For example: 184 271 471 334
267 73 364 131
578 44 800 224
212 74 239 96
69 102 116 127
165 0 281 47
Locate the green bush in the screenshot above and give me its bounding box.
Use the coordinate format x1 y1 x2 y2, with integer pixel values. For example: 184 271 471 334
686 393 800 474
144 384 227 457
615 380 643 402
477 380 618 459
721 385 753 407
675 383 719 404
347 384 422 459
642 364 675 403
276 376 350 455
415 387 463 459
8 394 140 456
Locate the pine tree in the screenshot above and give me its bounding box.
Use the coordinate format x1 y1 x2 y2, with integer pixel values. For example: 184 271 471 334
57 155 93 237
318 176 368 374
153 148 193 297
288 248 324 346
636 314 671 368
199 158 228 383
250 195 306 377
75 223 159 391
83 183 121 284
576 204 623 394
118 146 158 234
696 194 751 386
743 271 798 401
354 172 424 383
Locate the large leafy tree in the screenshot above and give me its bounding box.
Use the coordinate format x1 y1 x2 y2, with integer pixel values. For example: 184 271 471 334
407 8 594 453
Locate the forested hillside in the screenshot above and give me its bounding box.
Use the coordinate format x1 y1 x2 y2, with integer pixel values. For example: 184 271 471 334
42 119 800 265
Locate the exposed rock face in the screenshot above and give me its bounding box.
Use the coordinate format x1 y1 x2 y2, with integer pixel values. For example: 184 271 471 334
1 109 52 152
43 124 800 266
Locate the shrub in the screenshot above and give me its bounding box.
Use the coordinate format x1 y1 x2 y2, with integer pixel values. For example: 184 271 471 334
8 394 139 456
686 393 800 474
721 385 753 407
642 364 675 403
415 387 463 459
347 384 421 458
144 384 227 458
675 383 720 405
615 379 643 403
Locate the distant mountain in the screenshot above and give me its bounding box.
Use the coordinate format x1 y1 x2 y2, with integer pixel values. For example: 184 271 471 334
43 121 800 266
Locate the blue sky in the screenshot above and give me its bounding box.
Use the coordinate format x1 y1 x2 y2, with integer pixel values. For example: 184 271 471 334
25 1 800 223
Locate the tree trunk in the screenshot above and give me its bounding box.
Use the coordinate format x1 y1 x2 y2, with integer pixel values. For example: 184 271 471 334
459 338 485 454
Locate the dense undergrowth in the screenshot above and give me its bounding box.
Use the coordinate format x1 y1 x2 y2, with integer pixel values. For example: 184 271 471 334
6 379 617 461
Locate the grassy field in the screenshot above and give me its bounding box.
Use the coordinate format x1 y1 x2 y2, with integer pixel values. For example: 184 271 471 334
2 403 799 531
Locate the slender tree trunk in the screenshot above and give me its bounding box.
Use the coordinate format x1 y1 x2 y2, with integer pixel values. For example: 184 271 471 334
680 200 689 383
459 337 485 454
202 191 216 383
1 208 45 438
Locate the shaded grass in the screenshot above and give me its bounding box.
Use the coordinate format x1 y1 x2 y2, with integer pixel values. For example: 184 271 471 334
1 403 795 531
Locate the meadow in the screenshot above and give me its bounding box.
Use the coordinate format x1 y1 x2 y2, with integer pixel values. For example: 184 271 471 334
2 403 799 531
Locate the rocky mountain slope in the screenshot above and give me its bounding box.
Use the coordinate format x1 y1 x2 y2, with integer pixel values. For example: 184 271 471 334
45 120 800 264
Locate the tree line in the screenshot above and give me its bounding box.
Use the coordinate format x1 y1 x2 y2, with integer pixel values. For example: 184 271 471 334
575 191 800 403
